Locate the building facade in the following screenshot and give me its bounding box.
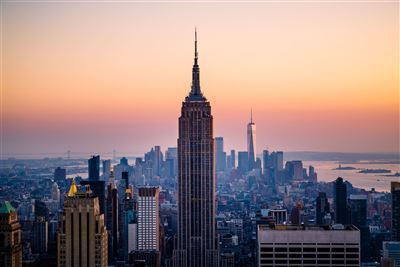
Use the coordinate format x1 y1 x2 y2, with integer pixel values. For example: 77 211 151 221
392 182 400 241
257 224 360 267
57 184 108 267
334 177 348 224
173 30 218 267
0 201 22 267
137 187 160 250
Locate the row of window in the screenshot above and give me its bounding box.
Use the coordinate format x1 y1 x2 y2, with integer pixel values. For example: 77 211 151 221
260 247 359 252
260 253 359 258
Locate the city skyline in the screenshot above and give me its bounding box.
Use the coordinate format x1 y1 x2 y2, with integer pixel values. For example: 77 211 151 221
3 2 399 156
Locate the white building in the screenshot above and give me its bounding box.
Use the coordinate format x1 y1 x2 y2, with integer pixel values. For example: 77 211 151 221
257 224 360 267
137 187 159 250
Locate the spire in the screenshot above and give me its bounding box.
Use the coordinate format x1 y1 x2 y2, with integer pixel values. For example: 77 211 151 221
194 27 198 65
250 108 253 123
68 177 77 197
187 28 205 101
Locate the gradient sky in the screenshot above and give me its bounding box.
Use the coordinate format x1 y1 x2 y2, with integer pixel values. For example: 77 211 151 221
2 1 399 157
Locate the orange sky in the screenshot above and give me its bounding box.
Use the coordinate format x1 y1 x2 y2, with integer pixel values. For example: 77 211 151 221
2 2 399 156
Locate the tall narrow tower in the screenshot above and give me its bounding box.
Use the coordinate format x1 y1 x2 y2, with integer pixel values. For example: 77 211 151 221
0 201 22 267
174 30 218 267
247 109 256 171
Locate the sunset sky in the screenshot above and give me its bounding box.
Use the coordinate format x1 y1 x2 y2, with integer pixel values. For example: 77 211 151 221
2 1 399 157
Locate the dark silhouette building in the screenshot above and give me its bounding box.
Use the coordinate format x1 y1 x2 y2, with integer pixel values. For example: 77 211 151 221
334 177 348 224
349 194 369 262
316 192 330 225
173 30 218 267
106 183 119 261
80 180 106 215
349 194 367 227
88 155 100 181
392 181 400 241
32 216 48 254
54 167 66 182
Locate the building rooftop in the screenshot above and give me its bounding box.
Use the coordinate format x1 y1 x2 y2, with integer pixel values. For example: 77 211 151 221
259 224 359 231
0 201 16 213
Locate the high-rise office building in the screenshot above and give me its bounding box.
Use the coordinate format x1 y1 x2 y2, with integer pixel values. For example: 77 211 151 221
106 182 119 260
174 30 218 267
309 165 318 182
122 185 137 262
275 151 284 171
262 150 269 175
349 194 367 228
32 216 48 254
35 199 49 220
257 224 360 267
316 192 330 225
229 149 236 169
88 155 100 181
216 137 227 171
247 110 256 171
0 201 22 267
334 177 348 225
285 160 304 180
238 151 249 174
392 182 400 241
137 187 160 250
102 160 111 181
165 147 178 177
153 146 163 177
54 167 66 182
130 187 160 267
57 182 108 267
349 194 368 262
52 182 60 203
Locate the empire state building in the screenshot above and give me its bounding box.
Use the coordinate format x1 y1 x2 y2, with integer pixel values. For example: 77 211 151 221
173 31 219 267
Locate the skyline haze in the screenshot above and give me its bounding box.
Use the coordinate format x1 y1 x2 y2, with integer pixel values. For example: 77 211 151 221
2 2 399 156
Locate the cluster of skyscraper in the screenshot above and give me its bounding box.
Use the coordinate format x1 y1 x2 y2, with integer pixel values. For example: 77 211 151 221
1 31 400 267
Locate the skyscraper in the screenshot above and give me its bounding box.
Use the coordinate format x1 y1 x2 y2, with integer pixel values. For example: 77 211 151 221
262 150 269 175
174 30 218 267
106 182 119 261
102 160 111 181
32 216 48 254
0 201 22 267
54 167 66 182
137 187 160 250
229 149 236 169
392 181 400 241
316 192 330 225
334 177 349 225
247 110 256 171
349 194 367 228
52 182 60 203
349 194 368 262
88 155 100 181
238 151 249 174
215 137 226 171
58 182 108 267
122 185 137 262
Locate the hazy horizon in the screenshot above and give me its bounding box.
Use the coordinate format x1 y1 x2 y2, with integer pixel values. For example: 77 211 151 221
2 2 399 156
